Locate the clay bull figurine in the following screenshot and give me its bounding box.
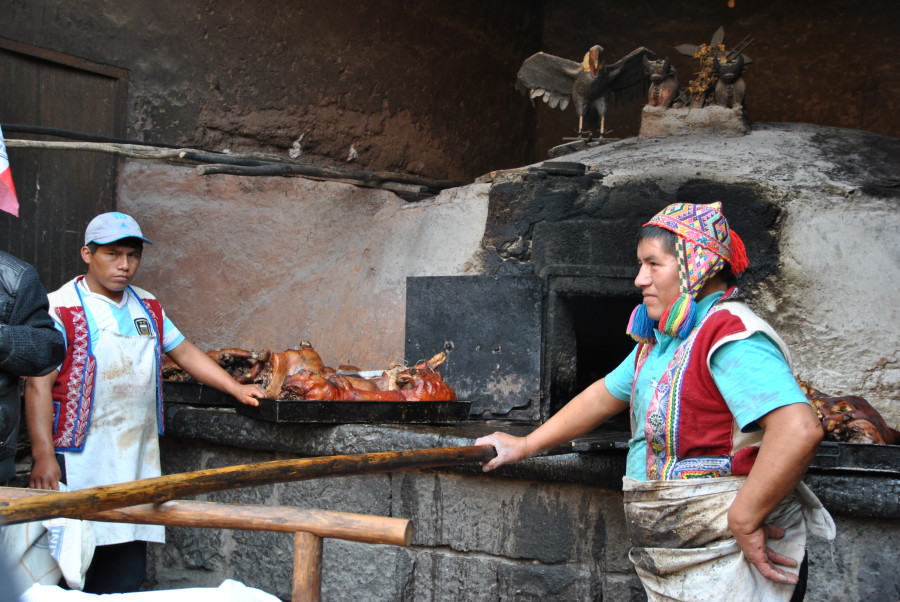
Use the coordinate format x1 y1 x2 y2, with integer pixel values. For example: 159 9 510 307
643 56 680 108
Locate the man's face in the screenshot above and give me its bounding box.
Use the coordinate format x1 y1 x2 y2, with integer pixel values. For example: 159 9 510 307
635 238 681 321
81 242 142 300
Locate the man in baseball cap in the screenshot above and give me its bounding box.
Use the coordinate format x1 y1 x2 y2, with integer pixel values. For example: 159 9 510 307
84 211 153 246
25 212 264 593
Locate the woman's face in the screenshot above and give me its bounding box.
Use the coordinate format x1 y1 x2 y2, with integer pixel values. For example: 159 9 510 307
635 238 681 321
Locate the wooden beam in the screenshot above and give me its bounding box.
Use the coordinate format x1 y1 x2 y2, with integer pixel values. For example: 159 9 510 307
3 138 467 193
0 446 496 524
0 489 412 546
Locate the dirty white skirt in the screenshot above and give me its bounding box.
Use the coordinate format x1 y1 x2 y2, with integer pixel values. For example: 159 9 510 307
622 476 835 602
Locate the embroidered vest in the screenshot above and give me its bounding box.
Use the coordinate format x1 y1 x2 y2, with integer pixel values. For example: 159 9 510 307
51 277 166 451
633 288 792 480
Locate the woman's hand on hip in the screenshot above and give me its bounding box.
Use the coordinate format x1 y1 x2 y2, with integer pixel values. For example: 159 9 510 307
731 522 800 585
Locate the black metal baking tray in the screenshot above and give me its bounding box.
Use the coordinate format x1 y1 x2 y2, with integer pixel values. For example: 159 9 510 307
567 432 900 476
809 440 900 475
164 382 472 424
164 382 234 407
236 397 472 424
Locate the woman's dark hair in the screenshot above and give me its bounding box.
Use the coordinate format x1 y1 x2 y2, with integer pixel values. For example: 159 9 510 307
86 237 144 254
637 225 738 285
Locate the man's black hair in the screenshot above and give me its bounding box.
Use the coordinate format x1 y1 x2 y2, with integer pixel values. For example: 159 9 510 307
637 225 738 285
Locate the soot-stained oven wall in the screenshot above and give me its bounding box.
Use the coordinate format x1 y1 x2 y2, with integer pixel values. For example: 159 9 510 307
411 171 780 423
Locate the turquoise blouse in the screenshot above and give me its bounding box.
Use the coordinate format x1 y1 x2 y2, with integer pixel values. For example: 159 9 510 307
604 291 811 481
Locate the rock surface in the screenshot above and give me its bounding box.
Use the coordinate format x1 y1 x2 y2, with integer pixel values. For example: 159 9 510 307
638 105 750 137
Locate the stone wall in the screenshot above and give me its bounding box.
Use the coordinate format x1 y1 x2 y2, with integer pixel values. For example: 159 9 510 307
153 438 641 601
149 419 900 601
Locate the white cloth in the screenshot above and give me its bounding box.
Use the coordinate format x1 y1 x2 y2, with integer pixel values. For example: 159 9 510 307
1 485 95 592
2 521 60 592
62 306 164 546
19 579 281 602
622 476 835 602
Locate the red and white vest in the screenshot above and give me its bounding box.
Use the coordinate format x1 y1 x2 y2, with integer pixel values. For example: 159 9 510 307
50 277 166 451
635 289 793 480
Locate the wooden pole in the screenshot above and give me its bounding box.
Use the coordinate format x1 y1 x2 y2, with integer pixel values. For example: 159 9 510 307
0 445 496 525
4 139 203 161
293 531 323 602
194 161 466 190
0 489 412 546
3 139 467 191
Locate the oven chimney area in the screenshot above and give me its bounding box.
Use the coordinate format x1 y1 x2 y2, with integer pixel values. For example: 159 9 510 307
542 266 639 428
408 173 778 427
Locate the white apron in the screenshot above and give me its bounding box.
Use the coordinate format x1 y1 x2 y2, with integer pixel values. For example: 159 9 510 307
622 476 835 602
62 317 164 546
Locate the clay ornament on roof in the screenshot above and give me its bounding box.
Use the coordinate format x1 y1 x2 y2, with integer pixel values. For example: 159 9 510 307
516 45 657 139
643 56 680 109
673 26 754 109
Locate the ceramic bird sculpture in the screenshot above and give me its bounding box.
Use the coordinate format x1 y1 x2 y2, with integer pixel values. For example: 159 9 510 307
516 45 656 137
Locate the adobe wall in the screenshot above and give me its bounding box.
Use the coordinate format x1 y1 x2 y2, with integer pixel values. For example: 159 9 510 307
3 1 541 180
4 1 897 181
532 0 900 156
117 160 489 370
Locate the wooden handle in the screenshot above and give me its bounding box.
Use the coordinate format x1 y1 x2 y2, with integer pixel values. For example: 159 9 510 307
0 445 496 524
0 488 412 546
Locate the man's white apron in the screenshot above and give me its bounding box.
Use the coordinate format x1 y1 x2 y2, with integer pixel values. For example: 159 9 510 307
623 476 835 602
63 320 164 546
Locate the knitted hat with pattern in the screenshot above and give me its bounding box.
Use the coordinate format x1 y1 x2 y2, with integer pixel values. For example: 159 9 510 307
626 202 749 342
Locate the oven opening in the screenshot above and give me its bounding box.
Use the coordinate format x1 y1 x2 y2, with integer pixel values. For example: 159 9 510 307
547 293 637 431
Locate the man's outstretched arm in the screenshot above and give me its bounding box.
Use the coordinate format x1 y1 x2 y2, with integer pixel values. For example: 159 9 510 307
166 340 265 406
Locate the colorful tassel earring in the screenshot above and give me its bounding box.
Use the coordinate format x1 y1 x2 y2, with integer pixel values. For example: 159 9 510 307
626 303 656 343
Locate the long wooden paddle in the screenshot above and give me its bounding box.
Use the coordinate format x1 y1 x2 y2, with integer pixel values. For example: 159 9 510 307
0 445 496 525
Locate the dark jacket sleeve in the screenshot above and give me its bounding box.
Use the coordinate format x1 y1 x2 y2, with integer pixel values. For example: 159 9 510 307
0 261 66 377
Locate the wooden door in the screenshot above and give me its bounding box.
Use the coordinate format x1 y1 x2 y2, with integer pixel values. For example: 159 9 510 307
0 37 128 291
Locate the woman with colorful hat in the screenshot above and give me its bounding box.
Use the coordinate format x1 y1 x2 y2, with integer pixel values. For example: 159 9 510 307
477 202 834 601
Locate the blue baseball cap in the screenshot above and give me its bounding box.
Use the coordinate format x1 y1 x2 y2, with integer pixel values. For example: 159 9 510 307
84 212 153 245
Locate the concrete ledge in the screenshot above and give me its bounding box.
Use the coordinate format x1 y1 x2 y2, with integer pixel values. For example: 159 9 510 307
638 104 749 137
165 405 899 518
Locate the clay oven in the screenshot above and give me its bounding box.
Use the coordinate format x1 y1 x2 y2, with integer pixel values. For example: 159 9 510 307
406 167 782 427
